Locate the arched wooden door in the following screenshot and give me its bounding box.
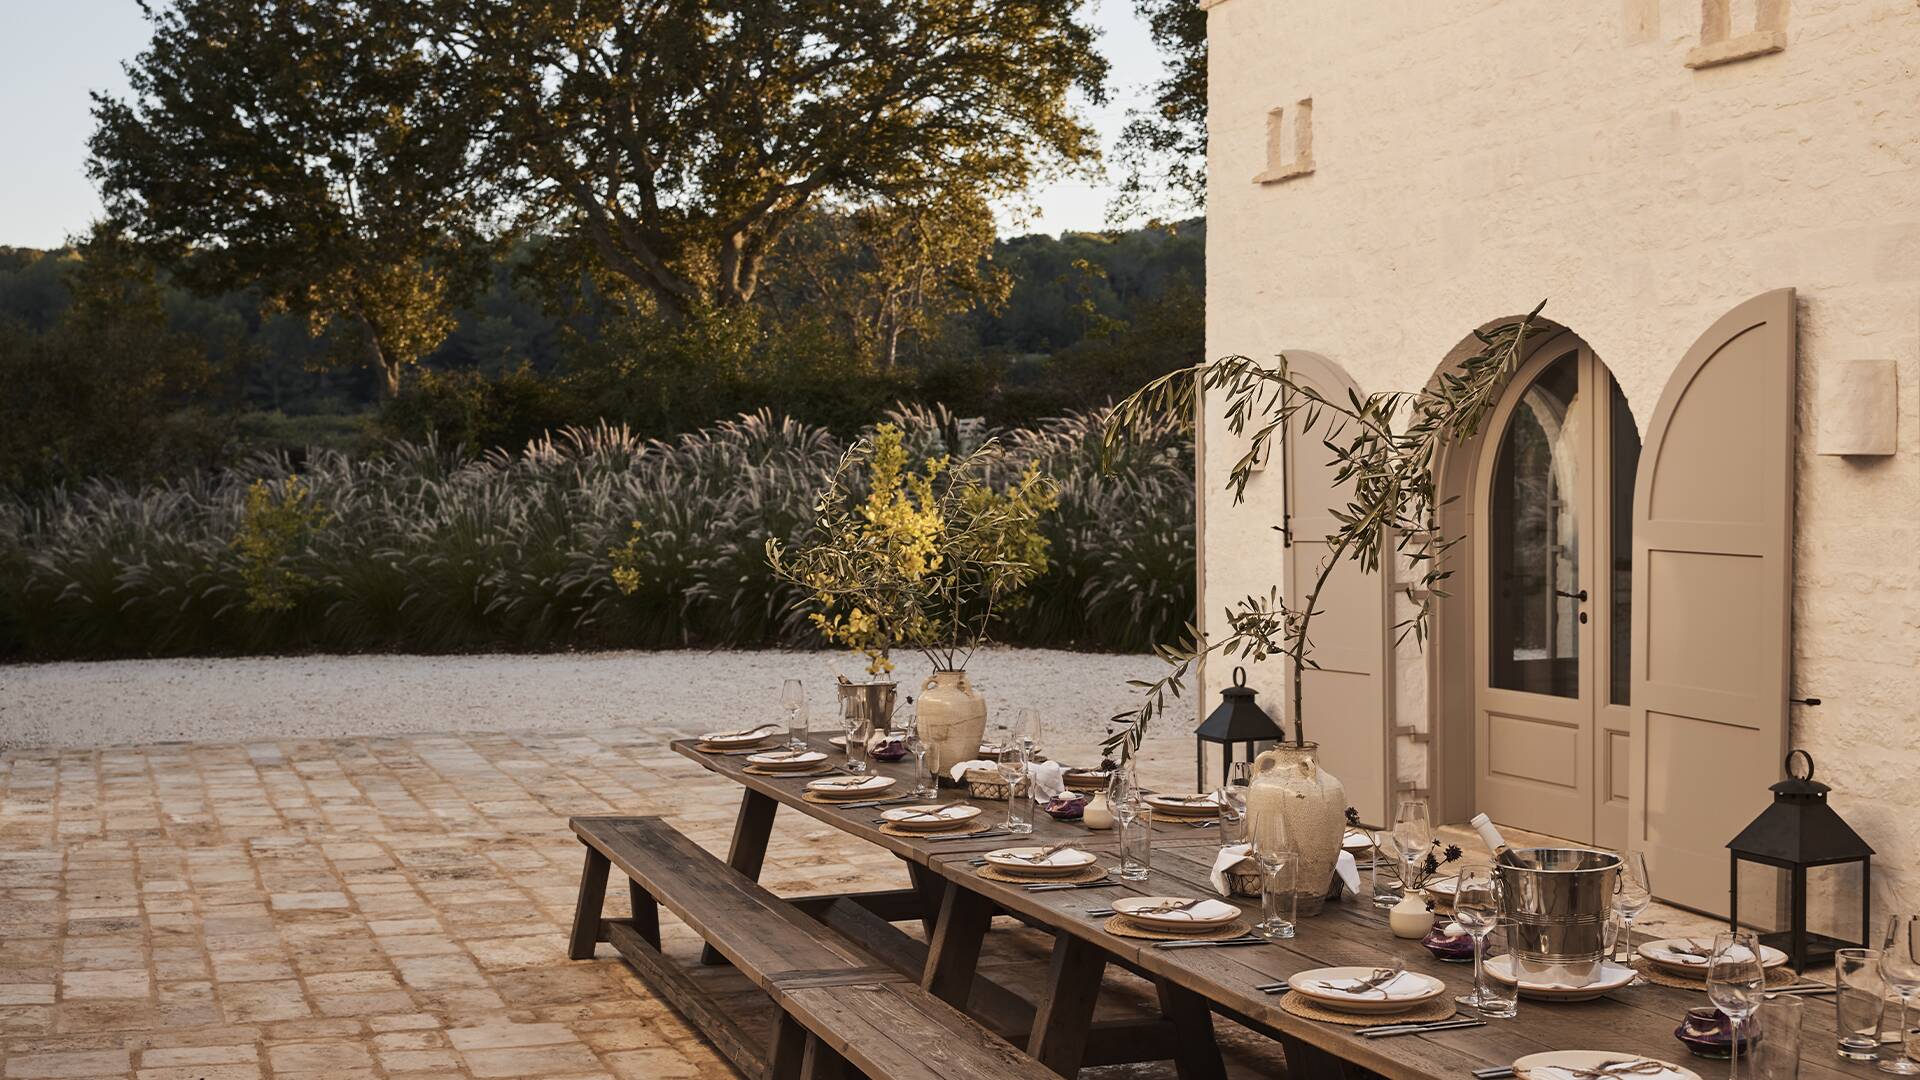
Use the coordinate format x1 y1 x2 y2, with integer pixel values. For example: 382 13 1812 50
1471 333 1639 847
1281 351 1393 827
1630 290 1796 916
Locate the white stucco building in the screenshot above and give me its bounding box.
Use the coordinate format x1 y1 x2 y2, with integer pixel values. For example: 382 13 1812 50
1196 0 1920 926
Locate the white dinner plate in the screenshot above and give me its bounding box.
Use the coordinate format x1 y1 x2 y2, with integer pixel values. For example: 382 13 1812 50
1286 967 1446 1014
881 804 982 831
1111 896 1241 931
805 774 896 798
1343 828 1376 852
1485 956 1637 1000
699 724 781 747
1514 1051 1700 1080
1637 937 1789 975
983 846 1098 878
1425 876 1458 907
1143 792 1222 817
745 749 828 770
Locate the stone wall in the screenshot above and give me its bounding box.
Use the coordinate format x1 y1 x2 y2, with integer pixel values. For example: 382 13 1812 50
1199 0 1920 917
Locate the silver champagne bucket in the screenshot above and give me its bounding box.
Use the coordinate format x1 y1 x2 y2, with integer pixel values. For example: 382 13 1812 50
835 681 898 736
1497 847 1622 986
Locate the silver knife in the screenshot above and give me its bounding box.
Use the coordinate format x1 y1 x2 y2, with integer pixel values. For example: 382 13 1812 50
1359 1018 1486 1039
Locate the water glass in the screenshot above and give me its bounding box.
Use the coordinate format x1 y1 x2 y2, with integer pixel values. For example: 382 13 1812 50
1013 707 1042 758
1882 915 1920 1074
1370 830 1401 909
1753 994 1806 1080
1255 849 1297 939
998 748 1032 835
1710 930 1768 1080
1837 948 1888 1062
843 718 869 773
905 732 937 797
1476 928 1520 1015
1118 808 1152 880
1393 797 1433 899
781 679 807 749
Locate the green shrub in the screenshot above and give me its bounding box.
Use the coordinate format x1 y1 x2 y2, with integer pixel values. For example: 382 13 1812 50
0 408 1192 659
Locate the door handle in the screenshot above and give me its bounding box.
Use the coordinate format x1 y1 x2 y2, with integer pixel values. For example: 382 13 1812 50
1554 589 1589 603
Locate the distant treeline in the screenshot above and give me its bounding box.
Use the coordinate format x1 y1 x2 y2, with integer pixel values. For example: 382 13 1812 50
0 221 1200 495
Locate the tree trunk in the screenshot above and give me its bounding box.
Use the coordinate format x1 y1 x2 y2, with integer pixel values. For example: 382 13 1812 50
361 317 400 401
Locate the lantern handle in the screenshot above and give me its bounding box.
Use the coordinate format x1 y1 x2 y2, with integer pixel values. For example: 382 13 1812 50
1784 748 1815 782
1233 666 1248 689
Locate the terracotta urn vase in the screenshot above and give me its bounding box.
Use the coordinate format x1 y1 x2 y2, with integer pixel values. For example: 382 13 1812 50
917 670 986 780
1245 741 1347 917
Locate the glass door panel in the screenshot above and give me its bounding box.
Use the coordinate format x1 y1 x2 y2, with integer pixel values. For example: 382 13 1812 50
1487 350 1583 697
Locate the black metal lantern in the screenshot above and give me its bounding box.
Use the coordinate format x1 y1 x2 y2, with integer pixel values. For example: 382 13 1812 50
1727 749 1874 971
1194 666 1287 789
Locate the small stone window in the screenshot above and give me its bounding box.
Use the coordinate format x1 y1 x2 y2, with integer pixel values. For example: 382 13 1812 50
1686 0 1786 68
1254 98 1314 184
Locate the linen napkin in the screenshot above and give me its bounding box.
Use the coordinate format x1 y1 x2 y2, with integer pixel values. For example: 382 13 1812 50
945 758 1068 801
1209 844 1360 895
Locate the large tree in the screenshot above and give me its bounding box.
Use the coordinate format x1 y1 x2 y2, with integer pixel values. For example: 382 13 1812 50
1112 0 1207 222
448 0 1107 321
89 0 495 399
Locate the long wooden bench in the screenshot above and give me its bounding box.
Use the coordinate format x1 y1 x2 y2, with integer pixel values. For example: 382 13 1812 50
568 815 1060 1080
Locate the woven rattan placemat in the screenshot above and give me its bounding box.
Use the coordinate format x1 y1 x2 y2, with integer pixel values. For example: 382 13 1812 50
1629 959 1799 991
975 862 1109 885
1100 914 1253 942
1278 991 1456 1026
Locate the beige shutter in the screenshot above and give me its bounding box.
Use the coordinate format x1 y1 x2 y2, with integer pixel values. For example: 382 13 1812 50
1629 290 1796 916
1282 351 1393 827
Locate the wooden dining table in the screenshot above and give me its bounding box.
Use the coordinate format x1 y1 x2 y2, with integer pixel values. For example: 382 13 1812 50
675 734 1885 1080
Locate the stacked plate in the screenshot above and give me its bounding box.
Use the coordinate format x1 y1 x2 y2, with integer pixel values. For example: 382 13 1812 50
1142 792 1222 818
1343 828 1377 854
1286 967 1448 1015
1638 938 1789 977
880 804 982 832
699 724 781 748
1111 896 1240 935
1514 1052 1700 1080
745 749 828 772
805 774 896 800
1484 955 1637 1001
981 846 1098 879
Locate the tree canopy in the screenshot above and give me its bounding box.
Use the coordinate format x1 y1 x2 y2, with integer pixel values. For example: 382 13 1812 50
1113 0 1208 222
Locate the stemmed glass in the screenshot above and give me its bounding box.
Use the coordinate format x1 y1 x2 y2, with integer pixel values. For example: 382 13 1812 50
1013 707 1042 759
1252 810 1296 939
1880 915 1920 1074
1614 852 1652 963
998 746 1032 835
780 679 807 749
1709 930 1768 1080
1392 797 1433 899
1455 868 1513 1016
1217 762 1249 846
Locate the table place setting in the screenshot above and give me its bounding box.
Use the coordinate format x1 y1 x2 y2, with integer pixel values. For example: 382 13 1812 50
801 773 897 803
1142 791 1225 819
1096 895 1258 944
973 843 1110 886
874 803 986 836
742 748 835 776
1496 1051 1702 1080
693 723 784 753
1265 964 1457 1027
1632 938 1795 990
1483 954 1640 1001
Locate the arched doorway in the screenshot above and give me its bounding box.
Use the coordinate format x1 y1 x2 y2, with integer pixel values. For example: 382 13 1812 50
1435 328 1640 849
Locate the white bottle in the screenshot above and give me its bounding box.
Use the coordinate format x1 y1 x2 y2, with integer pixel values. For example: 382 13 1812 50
1470 813 1525 867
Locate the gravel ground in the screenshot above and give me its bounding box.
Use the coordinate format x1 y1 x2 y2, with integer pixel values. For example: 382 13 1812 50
0 647 1202 786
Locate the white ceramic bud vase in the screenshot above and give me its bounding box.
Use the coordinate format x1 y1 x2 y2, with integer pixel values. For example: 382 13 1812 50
1390 892 1436 938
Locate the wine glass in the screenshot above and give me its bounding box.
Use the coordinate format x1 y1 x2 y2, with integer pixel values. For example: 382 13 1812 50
1881 915 1920 1074
904 730 935 798
1013 707 1042 758
780 679 807 749
1614 851 1652 963
1709 930 1768 1080
1392 797 1433 897
1455 868 1513 1016
997 746 1032 835
1252 811 1295 939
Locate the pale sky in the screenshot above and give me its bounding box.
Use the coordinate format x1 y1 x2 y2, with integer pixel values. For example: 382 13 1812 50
0 1 1166 250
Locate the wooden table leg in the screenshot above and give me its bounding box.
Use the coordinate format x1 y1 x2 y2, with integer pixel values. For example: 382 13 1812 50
1277 1031 1378 1080
767 1012 808 1080
921 885 995 1008
1156 978 1227 1080
701 787 779 965
628 879 659 949
905 861 946 939
1027 932 1108 1077
567 845 611 960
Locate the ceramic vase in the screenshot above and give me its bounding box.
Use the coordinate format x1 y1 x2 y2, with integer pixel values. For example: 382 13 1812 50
1389 893 1436 938
1082 792 1114 830
917 670 986 781
1245 741 1346 917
